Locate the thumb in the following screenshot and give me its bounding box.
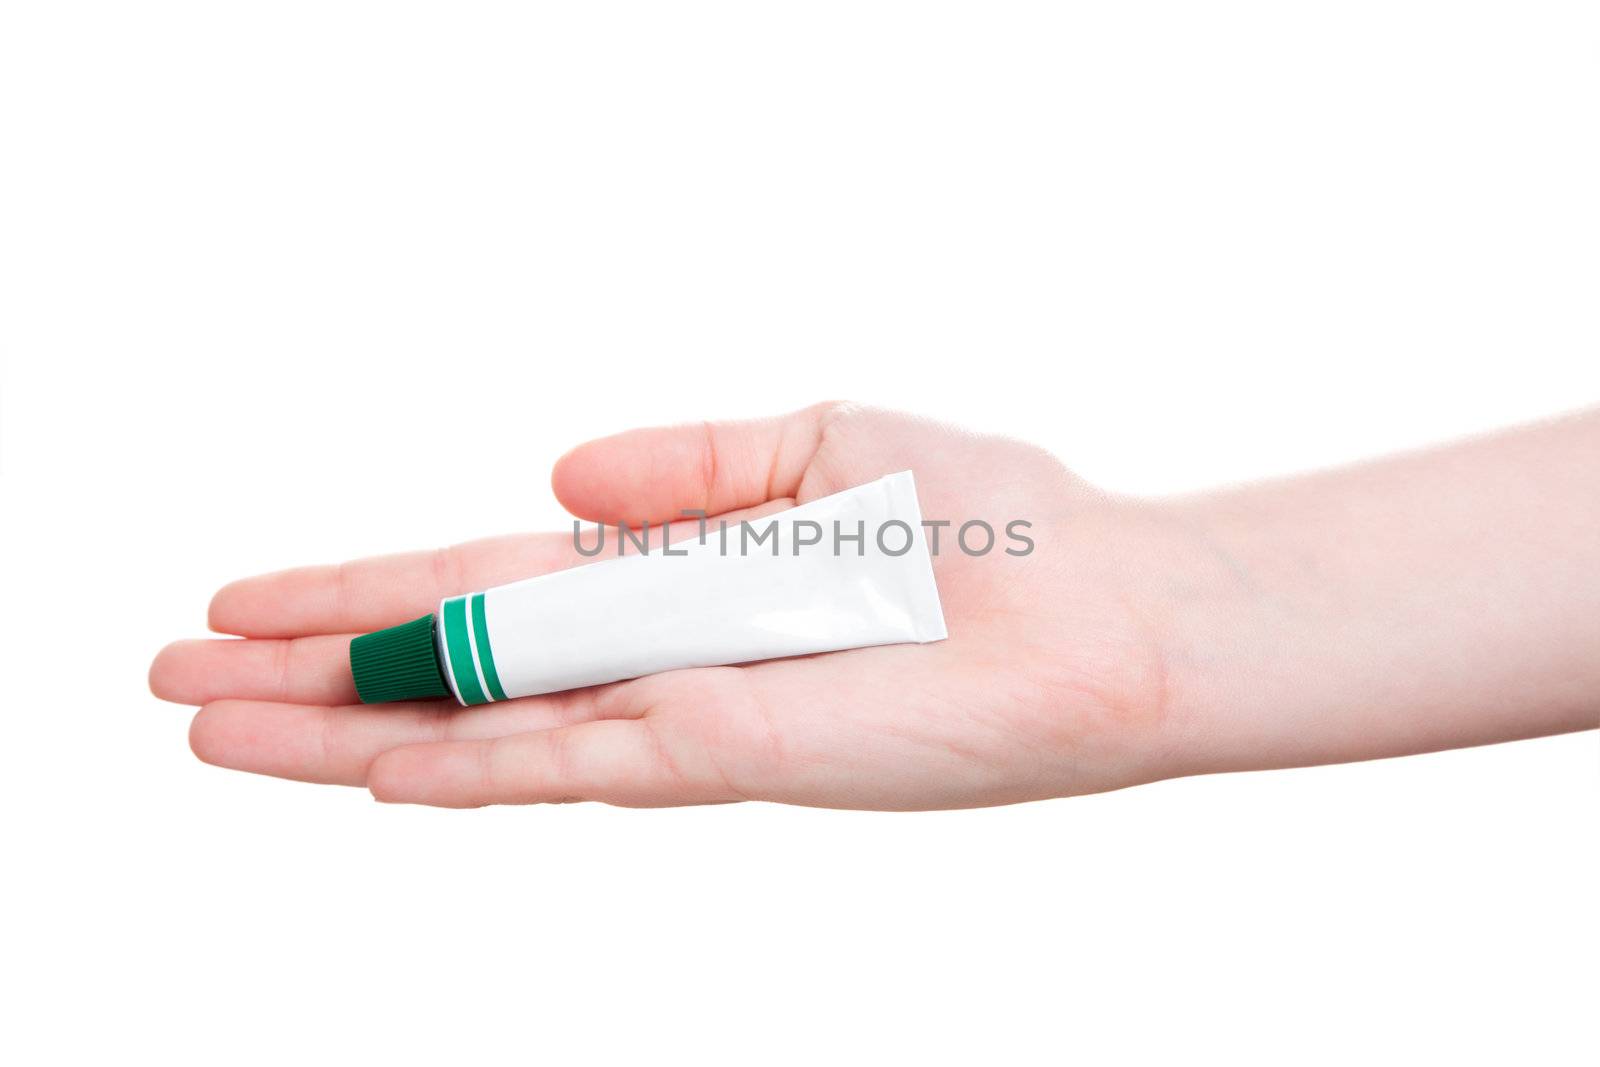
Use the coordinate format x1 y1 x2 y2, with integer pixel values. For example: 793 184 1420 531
550 401 841 525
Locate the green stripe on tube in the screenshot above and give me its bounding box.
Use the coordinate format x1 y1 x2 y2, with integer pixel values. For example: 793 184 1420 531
442 596 489 705
471 593 508 702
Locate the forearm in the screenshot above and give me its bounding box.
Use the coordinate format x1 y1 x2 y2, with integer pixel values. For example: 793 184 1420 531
1146 410 1600 776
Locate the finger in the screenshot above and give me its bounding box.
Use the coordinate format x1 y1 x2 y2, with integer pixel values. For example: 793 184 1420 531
367 719 738 807
551 401 838 525
188 690 620 786
157 504 797 705
158 511 806 719
209 532 583 638
152 635 361 706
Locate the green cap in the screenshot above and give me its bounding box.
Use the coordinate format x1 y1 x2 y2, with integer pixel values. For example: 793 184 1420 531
349 613 451 704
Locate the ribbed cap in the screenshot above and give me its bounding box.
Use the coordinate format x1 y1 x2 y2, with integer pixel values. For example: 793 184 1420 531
350 613 451 704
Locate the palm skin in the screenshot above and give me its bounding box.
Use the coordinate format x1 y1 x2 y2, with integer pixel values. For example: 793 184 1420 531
151 403 1176 809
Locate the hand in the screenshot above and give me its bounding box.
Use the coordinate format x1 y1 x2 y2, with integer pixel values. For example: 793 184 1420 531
150 402 1176 808
151 404 1600 808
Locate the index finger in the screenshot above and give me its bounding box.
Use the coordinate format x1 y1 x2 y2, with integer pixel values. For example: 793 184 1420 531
208 532 584 638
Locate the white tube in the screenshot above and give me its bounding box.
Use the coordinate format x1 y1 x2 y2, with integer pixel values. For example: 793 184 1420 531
406 471 946 706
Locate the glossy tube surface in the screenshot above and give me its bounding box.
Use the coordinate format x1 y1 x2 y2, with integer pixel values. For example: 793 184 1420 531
434 471 947 705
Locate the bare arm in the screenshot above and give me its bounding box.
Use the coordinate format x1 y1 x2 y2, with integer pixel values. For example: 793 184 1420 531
1150 410 1600 777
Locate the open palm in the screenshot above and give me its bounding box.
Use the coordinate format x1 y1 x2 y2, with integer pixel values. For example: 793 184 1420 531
151 403 1171 809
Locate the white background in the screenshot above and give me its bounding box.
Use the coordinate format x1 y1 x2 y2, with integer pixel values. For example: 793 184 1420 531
2 2 1596 1063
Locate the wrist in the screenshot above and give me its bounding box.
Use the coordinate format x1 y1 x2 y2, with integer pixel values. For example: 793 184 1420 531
1119 493 1272 781
1031 491 1248 791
